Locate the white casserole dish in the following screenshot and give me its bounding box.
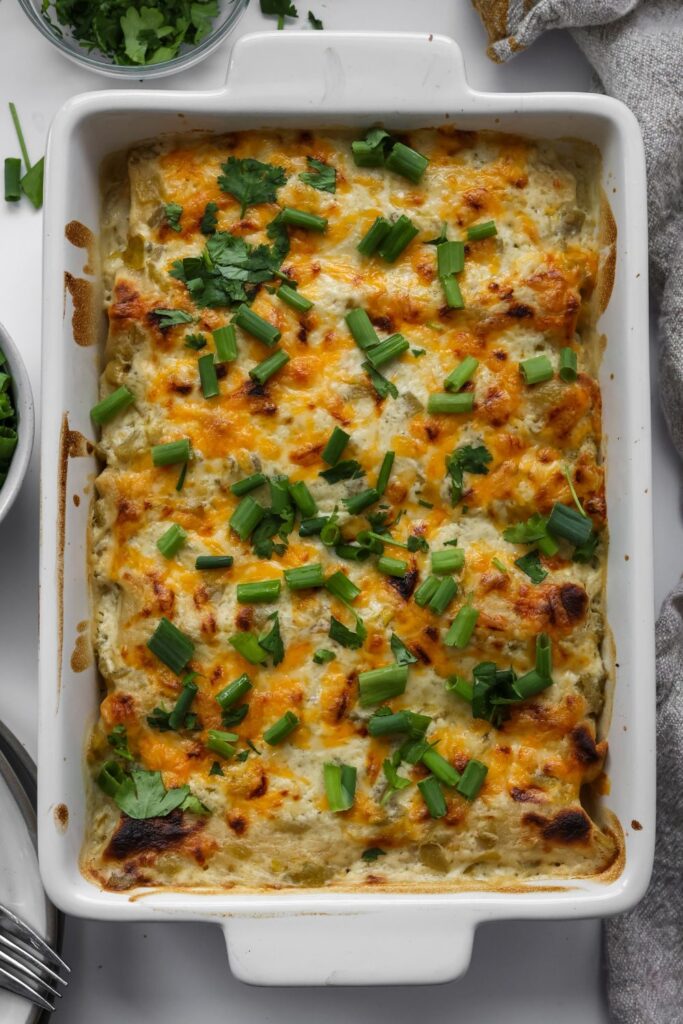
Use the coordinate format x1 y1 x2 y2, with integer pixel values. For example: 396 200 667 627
38 31 655 986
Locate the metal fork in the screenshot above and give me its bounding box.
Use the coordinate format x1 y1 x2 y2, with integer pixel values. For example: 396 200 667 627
0 905 69 1012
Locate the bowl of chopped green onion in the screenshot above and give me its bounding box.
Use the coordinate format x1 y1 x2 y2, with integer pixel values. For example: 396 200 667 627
18 0 249 78
0 323 34 526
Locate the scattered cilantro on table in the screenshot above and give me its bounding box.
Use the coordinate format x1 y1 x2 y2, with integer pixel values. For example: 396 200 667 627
260 0 298 30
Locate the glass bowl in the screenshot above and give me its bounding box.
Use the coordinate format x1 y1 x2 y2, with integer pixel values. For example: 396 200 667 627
17 0 249 79
0 322 34 528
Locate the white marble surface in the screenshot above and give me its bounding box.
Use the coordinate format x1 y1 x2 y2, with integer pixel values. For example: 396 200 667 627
0 0 679 1018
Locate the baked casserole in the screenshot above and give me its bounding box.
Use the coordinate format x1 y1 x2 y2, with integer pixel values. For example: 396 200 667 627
85 127 619 891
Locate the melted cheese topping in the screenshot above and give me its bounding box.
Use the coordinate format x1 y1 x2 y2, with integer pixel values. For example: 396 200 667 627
85 128 618 893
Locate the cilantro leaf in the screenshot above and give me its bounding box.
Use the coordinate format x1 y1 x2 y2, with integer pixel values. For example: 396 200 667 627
146 707 198 732
308 10 323 29
151 308 195 329
363 361 398 400
180 793 211 815
221 703 249 727
266 217 291 263
184 333 207 350
425 223 448 246
260 0 298 29
514 550 548 584
573 531 599 563
107 724 133 761
381 757 411 804
445 443 492 504
191 0 219 42
199 201 218 235
164 202 183 232
170 231 285 308
503 514 550 545
218 157 287 216
390 633 418 666
259 611 284 665
329 615 365 650
319 460 364 484
361 847 386 862
114 769 189 820
407 535 429 553
209 760 224 776
299 156 336 193
120 6 172 65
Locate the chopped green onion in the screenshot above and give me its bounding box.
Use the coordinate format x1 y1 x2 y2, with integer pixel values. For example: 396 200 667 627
456 759 488 800
231 473 266 496
384 142 429 183
357 216 391 256
284 563 325 590
157 523 187 559
9 102 31 173
168 678 198 731
378 555 408 577
207 729 238 760
213 325 238 362
431 548 465 575
559 347 578 382
263 710 300 745
216 674 252 709
520 355 553 385
513 668 552 700
313 648 336 664
198 353 219 398
427 392 474 415
97 761 125 798
368 709 430 737
90 386 134 425
428 576 458 615
547 502 594 546
320 518 341 546
444 356 479 392
437 241 464 277
147 617 194 675
334 542 371 562
376 451 395 495
418 776 447 818
185 333 207 351
351 129 390 167
414 574 440 607
325 570 361 604
229 632 268 664
250 348 290 384
366 334 409 369
319 459 363 484
324 763 357 812
20 158 44 210
377 215 419 262
288 480 318 517
358 665 408 707
230 496 266 540
536 632 552 678
322 426 350 466
236 579 281 603
467 221 497 241
345 308 379 350
357 530 385 554
421 748 461 787
445 675 474 702
195 554 233 570
299 516 328 537
562 464 587 517
151 438 191 467
343 488 379 515
234 304 280 347
277 284 314 313
279 207 328 232
269 474 292 513
175 462 188 492
491 557 508 573
4 158 21 202
441 275 464 309
363 361 398 400
444 603 479 648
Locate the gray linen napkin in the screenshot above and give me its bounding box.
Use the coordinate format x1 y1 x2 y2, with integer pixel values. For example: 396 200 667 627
472 2 683 1022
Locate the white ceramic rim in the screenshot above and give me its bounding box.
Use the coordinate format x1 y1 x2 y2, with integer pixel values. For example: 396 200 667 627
38 31 655 986
0 321 34 527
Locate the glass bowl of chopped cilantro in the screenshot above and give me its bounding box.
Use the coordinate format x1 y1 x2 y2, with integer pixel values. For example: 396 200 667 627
18 0 249 78
0 323 34 527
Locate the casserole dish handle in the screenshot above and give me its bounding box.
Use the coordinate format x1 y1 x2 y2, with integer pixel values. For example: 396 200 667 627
223 910 475 986
224 30 469 111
